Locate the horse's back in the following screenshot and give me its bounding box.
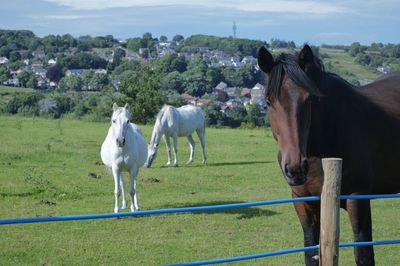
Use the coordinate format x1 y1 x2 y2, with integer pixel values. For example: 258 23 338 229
100 127 114 168
128 123 148 167
176 105 205 135
358 72 400 193
359 71 400 121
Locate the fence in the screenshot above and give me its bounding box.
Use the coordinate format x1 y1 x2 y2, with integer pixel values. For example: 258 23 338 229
1 159 399 265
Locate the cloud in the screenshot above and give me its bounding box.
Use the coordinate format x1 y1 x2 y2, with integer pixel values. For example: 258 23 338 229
44 0 348 15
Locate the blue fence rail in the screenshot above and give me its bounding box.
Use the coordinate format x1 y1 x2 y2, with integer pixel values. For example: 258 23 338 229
1 194 399 225
167 240 400 266
1 194 399 265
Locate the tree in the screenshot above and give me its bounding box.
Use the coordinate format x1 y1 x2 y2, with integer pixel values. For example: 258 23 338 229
126 37 143 52
17 71 29 87
157 54 187 73
110 48 126 69
202 104 229 127
58 76 82 91
46 63 63 82
0 65 10 83
160 35 168 43
246 104 265 127
88 73 109 91
9 51 21 62
26 74 38 89
119 66 165 123
161 71 184 93
230 106 247 127
172 34 184 44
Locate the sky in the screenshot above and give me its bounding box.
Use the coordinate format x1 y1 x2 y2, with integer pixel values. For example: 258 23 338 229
1 0 399 45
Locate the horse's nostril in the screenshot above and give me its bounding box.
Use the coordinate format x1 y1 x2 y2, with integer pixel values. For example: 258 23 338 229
284 163 292 177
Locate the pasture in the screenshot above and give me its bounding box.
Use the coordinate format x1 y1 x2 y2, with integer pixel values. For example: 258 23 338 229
0 116 398 265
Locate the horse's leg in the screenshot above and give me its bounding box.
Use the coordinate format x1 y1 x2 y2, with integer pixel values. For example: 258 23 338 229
111 165 121 213
347 197 375 266
119 173 127 209
163 135 172 166
196 128 207 164
186 135 195 164
129 165 140 212
172 134 179 166
293 197 320 266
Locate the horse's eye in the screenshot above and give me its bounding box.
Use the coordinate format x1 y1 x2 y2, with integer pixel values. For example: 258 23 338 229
112 119 116 123
266 99 272 108
127 119 130 124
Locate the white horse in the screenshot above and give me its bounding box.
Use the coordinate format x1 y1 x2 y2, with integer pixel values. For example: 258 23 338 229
144 104 207 168
100 103 148 213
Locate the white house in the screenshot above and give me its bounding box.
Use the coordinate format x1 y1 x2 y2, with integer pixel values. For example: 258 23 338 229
48 59 57 65
0 57 9 64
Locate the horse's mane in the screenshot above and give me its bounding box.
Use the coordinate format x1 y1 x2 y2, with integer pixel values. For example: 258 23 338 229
267 51 400 137
155 105 171 122
266 53 324 98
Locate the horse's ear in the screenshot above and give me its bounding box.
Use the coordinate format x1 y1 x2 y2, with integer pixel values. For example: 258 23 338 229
124 103 129 110
113 103 118 111
298 44 314 70
257 46 274 74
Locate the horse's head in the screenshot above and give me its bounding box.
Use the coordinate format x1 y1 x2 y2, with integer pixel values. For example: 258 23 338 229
144 142 159 168
111 103 131 148
258 45 323 186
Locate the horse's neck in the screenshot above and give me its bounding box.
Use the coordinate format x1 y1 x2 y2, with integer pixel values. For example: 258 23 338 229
308 75 370 156
151 120 165 145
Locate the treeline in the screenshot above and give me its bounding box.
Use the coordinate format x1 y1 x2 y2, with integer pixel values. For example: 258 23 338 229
348 42 400 70
0 29 117 57
323 42 400 71
175 34 267 57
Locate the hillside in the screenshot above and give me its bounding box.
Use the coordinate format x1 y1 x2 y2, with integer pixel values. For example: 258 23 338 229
320 47 381 85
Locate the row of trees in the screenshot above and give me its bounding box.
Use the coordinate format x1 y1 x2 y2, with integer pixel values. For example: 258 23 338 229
0 30 118 59
176 34 267 57
348 42 400 69
2 87 267 128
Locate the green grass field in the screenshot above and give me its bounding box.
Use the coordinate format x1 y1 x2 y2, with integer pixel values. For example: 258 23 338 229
0 116 398 265
320 48 381 83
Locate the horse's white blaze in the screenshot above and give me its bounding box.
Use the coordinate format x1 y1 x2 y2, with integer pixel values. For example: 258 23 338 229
145 104 207 167
100 103 147 213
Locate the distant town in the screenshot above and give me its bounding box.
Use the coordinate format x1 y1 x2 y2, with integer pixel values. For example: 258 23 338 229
0 30 399 127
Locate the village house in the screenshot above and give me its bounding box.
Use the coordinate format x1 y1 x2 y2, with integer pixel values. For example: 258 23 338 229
94 50 113 62
125 51 141 61
0 57 9 64
241 56 257 65
66 69 85 76
32 50 46 60
250 83 266 107
48 59 57 65
377 66 391 74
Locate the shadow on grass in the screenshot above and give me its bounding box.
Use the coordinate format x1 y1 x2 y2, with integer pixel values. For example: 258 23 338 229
159 160 274 168
157 201 280 220
0 191 38 197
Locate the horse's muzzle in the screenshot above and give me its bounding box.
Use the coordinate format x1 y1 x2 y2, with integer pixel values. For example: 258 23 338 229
116 138 126 147
284 159 309 186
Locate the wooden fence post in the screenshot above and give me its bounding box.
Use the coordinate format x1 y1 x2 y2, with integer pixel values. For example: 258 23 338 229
319 158 342 266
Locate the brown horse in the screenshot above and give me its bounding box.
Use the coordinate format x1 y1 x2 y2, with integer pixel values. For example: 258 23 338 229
257 45 400 266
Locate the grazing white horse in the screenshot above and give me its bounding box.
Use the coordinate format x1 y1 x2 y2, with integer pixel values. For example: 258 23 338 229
100 103 148 213
144 104 207 168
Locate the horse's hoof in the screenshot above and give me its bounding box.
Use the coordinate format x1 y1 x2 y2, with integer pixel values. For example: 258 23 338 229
186 160 193 165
